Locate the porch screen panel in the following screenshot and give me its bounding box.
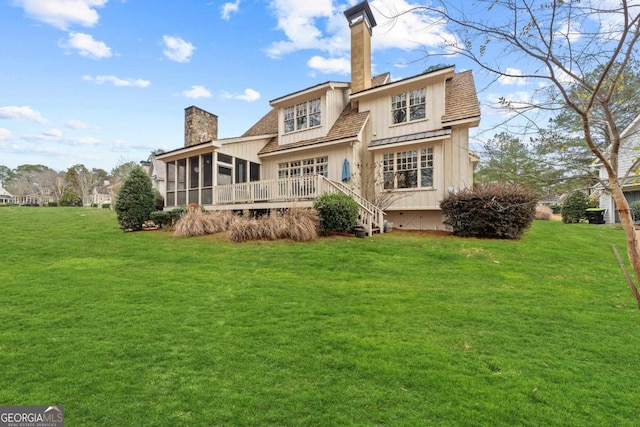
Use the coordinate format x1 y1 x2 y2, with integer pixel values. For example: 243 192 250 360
202 153 213 205
235 159 247 183
218 166 232 185
250 162 260 182
166 161 176 207
177 159 187 205
189 156 199 204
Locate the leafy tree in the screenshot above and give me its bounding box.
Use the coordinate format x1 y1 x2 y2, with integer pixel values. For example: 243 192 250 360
115 166 155 231
65 164 97 206
403 0 640 306
475 131 559 193
0 165 16 186
148 149 166 160
8 164 61 205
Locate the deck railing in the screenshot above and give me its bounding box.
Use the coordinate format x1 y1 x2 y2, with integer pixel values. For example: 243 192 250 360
212 175 384 236
214 175 327 205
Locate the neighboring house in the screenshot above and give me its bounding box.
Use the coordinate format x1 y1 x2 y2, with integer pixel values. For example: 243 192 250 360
156 1 480 233
0 185 12 205
92 180 112 206
597 113 640 223
142 159 167 197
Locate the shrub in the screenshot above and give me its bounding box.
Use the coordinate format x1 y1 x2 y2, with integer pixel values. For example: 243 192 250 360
561 190 588 223
155 191 164 210
47 202 58 207
101 203 111 209
313 192 359 234
535 205 553 220
630 200 640 221
439 183 538 239
114 166 156 231
149 211 172 228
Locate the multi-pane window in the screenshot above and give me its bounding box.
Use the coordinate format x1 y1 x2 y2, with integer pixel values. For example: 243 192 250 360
392 88 426 124
383 148 434 189
296 103 307 130
278 156 328 178
396 150 418 188
421 148 434 187
410 88 426 121
309 98 321 127
391 93 406 124
284 98 322 133
284 106 295 133
383 153 394 190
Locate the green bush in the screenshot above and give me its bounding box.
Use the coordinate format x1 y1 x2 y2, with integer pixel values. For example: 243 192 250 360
149 211 172 228
47 202 58 207
629 201 640 221
561 190 588 223
101 203 111 209
313 192 359 234
115 167 155 231
439 183 538 239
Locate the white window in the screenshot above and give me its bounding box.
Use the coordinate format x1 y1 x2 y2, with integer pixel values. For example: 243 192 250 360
392 88 426 124
383 147 434 189
284 106 295 133
278 156 328 178
284 98 322 133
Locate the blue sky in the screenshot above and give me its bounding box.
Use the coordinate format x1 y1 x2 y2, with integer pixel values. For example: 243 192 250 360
0 0 518 172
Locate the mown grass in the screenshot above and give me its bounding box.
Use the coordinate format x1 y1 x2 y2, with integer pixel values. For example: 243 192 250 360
0 207 638 426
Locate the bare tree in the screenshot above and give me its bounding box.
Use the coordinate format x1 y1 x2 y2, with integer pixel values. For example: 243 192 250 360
393 0 640 304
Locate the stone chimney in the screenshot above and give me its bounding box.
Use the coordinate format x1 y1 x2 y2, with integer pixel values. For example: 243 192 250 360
184 106 218 147
344 1 377 94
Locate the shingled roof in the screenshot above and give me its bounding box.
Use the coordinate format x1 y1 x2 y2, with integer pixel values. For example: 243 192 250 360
242 108 278 137
442 70 480 124
258 106 369 156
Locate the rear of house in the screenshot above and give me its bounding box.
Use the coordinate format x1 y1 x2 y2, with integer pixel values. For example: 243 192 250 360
156 0 480 232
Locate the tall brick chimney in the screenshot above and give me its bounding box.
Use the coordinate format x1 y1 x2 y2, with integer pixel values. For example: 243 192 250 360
184 106 218 147
344 1 377 94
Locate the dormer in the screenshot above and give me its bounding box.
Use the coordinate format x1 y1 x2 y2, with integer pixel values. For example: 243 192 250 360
270 82 350 145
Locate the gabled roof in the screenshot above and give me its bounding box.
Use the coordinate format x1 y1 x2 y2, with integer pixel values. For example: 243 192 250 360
242 108 278 137
442 70 481 124
0 186 12 197
258 106 369 156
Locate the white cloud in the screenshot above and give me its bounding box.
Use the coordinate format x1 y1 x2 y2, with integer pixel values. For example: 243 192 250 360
221 88 261 102
65 119 89 129
0 128 12 140
14 0 107 30
83 75 151 87
44 128 63 137
265 0 457 60
163 35 195 63
60 32 112 59
498 67 529 86
221 0 240 20
307 56 350 74
182 85 212 99
0 106 48 124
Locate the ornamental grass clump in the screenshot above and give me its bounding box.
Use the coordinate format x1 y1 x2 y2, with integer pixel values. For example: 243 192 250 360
174 209 239 237
227 208 318 242
282 208 318 242
440 183 538 239
535 205 554 220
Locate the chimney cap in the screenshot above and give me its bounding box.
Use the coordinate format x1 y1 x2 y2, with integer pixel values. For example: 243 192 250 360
344 1 377 28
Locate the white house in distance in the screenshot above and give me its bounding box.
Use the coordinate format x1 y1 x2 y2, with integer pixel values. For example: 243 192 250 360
598 113 640 223
157 0 481 233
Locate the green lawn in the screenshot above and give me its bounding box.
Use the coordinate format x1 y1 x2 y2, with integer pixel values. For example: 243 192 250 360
0 207 638 426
